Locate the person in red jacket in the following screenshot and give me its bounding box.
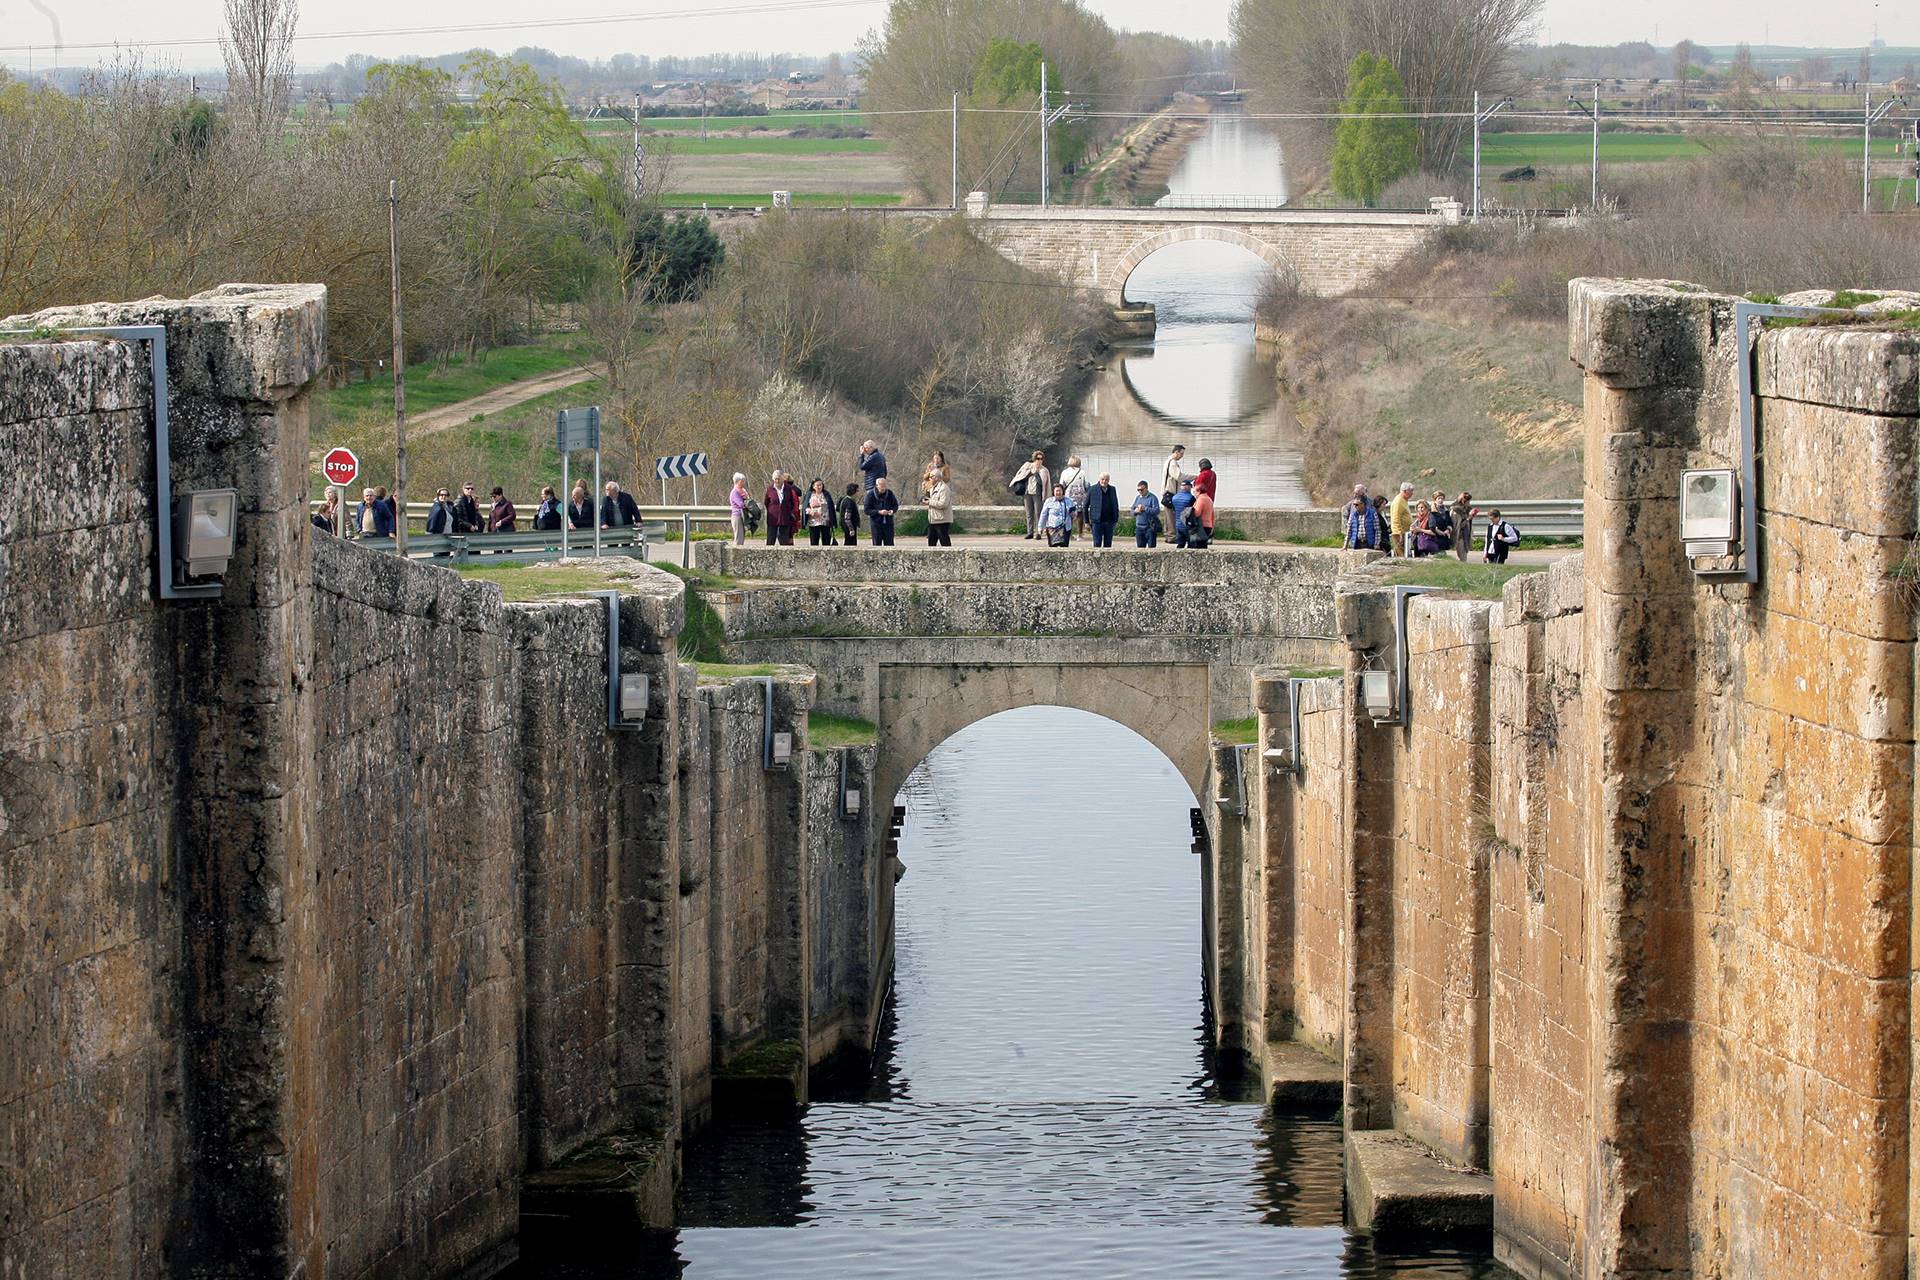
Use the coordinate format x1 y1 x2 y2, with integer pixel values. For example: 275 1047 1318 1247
1193 457 1218 505
763 470 802 546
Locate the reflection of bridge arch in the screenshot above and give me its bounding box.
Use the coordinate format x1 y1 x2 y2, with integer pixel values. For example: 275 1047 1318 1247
1115 226 1294 306
873 662 1211 811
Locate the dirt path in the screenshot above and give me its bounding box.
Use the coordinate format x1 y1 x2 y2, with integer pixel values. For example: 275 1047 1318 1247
410 365 598 435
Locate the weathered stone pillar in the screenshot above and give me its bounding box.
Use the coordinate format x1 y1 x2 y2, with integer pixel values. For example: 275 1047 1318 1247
1567 279 1732 1276
1338 586 1399 1131
11 286 329 1273
1254 671 1298 1043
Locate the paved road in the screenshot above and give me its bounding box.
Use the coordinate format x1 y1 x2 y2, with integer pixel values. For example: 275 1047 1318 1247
410 366 597 435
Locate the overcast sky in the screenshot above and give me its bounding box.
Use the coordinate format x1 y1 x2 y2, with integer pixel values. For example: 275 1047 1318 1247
0 0 1905 74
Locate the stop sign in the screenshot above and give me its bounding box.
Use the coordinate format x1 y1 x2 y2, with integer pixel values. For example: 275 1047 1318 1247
322 447 360 488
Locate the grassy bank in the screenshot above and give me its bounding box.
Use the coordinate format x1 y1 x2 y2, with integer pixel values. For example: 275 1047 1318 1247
321 334 585 419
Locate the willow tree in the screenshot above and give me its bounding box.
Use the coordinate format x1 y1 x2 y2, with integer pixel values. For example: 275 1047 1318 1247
1330 54 1416 206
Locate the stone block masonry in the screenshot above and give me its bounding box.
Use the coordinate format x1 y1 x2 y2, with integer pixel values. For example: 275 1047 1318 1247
0 288 890 1279
1209 279 1920 1277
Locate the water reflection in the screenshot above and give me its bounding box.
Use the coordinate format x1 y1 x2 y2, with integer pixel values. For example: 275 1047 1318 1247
1063 113 1313 507
512 710 1510 1278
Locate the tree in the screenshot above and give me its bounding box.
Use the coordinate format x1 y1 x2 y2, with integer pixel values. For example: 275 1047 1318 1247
1728 43 1760 112
1672 40 1696 98
1801 55 1832 87
221 0 298 136
1860 48 1873 86
1331 54 1416 206
973 38 1042 101
1230 0 1542 176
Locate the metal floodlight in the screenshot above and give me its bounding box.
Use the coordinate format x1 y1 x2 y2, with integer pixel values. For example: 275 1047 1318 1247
770 731 793 770
174 488 238 581
1362 669 1396 722
1681 468 1740 563
843 787 862 818
618 673 650 724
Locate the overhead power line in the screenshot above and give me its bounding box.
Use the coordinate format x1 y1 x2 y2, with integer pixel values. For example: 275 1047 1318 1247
0 0 888 56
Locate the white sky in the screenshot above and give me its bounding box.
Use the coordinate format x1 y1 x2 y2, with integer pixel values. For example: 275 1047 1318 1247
0 0 1905 75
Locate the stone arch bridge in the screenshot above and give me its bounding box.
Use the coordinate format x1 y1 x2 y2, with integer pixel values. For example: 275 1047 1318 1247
708 202 1455 305
693 543 1360 806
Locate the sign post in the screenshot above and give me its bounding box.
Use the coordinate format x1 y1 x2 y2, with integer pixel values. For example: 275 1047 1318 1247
322 448 359 537
655 452 711 518
556 407 602 559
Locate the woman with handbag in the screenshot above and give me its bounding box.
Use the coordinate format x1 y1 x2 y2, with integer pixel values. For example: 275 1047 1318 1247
1009 451 1051 539
1039 484 1073 547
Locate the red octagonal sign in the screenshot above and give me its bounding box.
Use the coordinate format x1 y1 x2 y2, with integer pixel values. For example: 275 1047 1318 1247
322 447 360 487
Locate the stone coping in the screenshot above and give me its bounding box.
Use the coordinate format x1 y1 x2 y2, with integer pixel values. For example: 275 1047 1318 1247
695 542 1364 585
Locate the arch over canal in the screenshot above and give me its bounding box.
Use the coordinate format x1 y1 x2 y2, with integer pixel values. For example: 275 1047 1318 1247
1114 226 1295 305
873 660 1213 813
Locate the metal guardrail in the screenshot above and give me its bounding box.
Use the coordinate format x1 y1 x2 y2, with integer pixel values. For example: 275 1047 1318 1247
335 526 663 566
1472 499 1582 539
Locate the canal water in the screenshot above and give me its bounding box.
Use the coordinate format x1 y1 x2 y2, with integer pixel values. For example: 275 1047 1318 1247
1061 113 1312 508
524 708 1511 1277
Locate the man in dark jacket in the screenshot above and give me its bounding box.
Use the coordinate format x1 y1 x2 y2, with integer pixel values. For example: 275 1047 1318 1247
601 481 642 529
453 482 484 534
426 488 456 535
864 476 899 546
1084 471 1122 548
858 439 887 496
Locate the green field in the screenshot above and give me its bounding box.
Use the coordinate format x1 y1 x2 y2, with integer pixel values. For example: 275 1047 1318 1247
639 135 891 156
320 335 585 419
583 110 872 134
657 191 904 207
1482 131 1907 167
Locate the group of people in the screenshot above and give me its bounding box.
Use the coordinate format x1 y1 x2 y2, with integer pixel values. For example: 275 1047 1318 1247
1011 442 1219 549
1339 482 1523 563
311 479 656 539
735 440 945 547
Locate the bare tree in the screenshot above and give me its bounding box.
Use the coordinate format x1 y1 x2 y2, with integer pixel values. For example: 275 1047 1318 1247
1231 0 1543 176
222 0 299 136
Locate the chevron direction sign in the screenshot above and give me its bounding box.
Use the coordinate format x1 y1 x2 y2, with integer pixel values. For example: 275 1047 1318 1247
655 453 710 480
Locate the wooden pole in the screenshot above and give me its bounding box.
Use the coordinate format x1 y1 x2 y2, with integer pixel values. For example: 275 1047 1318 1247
388 179 409 556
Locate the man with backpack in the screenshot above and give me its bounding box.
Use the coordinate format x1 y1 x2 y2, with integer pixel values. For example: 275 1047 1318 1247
1483 509 1522 564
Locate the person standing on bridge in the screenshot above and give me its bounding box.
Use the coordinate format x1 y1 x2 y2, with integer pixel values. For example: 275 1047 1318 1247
1450 492 1476 563
838 483 862 546
453 482 484 535
1189 485 1216 549
1039 483 1072 547
1085 471 1121 548
1169 479 1196 549
1340 486 1374 550
729 474 750 546
865 476 900 546
1194 457 1218 507
920 449 950 502
1483 509 1521 564
1426 489 1454 554
807 478 835 546
487 486 517 533
1058 455 1089 536
1160 444 1187 537
534 485 563 532
1131 482 1161 548
1010 450 1051 539
764 472 800 546
859 439 888 497
602 481 642 531
569 481 595 532
1390 482 1414 557
924 471 955 547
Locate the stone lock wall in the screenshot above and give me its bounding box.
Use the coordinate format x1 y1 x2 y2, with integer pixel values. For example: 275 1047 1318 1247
1 288 891 1280
0 335 180 1276
1210 281 1920 1278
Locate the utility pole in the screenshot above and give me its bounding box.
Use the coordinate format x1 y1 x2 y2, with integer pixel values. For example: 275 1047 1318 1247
952 91 961 209
1039 61 1050 207
388 179 409 556
1471 93 1514 221
1864 91 1904 212
632 91 645 197
1567 82 1601 209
